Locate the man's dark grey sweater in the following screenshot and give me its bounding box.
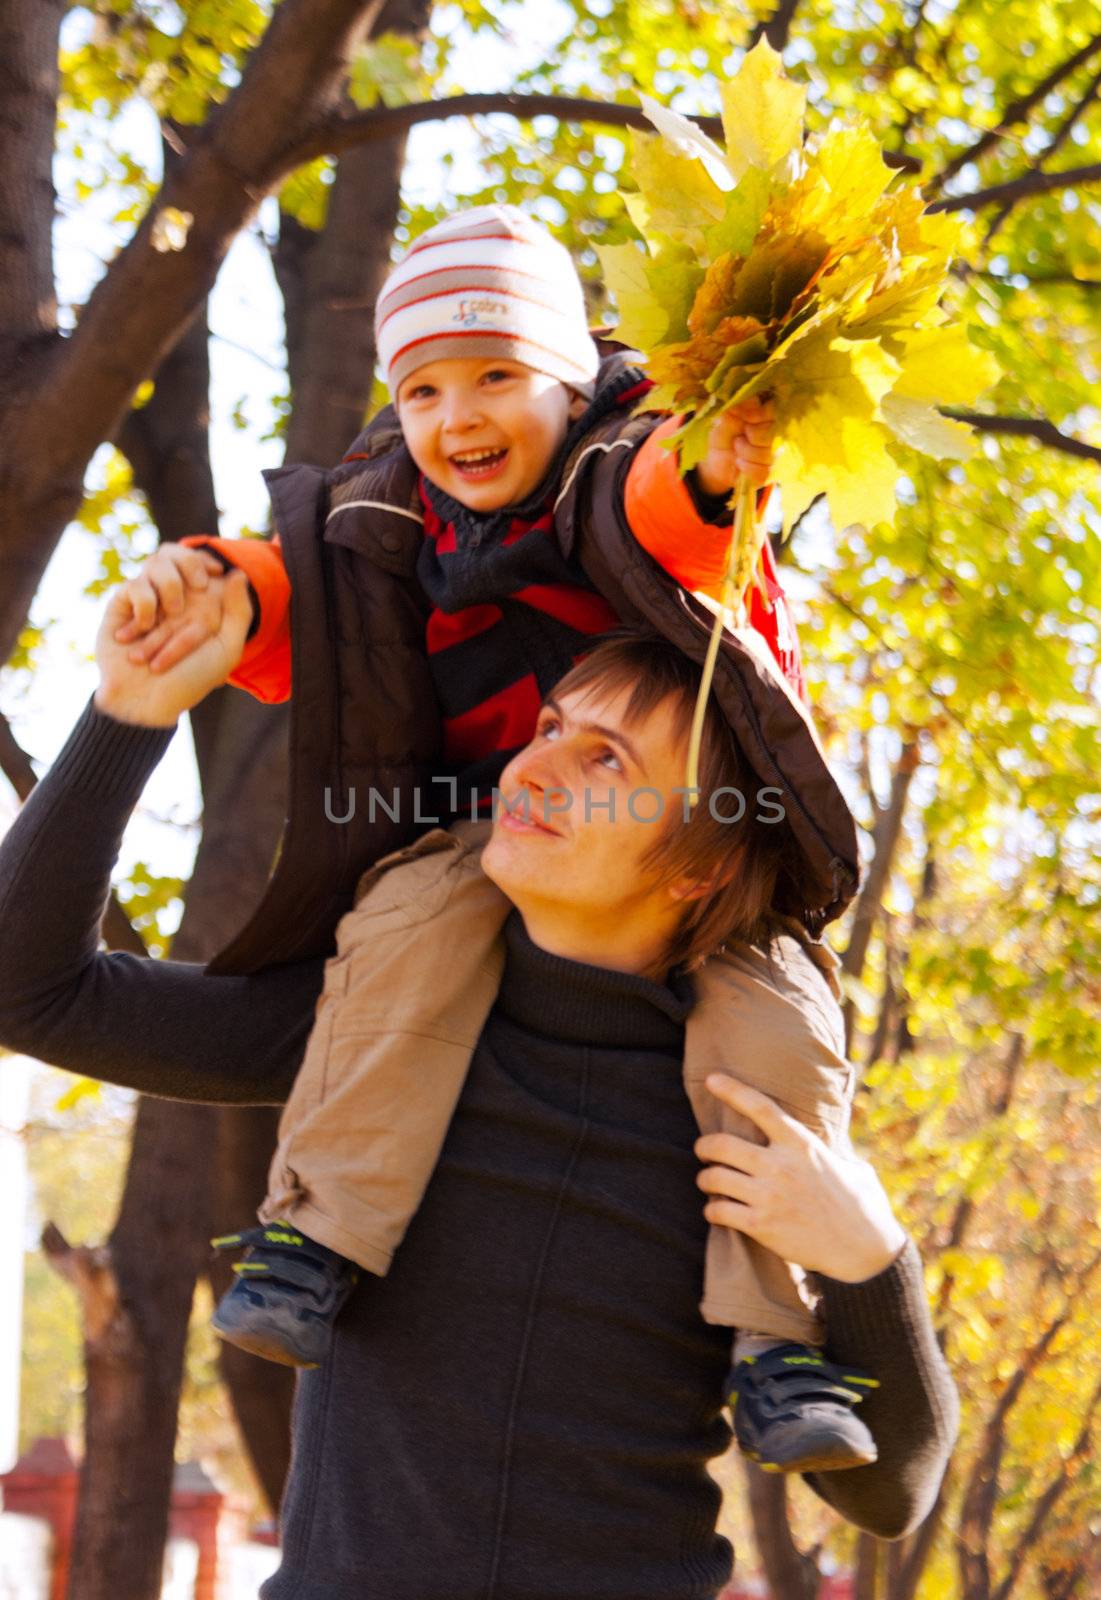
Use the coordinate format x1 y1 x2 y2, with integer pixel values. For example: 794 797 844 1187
0 705 959 1598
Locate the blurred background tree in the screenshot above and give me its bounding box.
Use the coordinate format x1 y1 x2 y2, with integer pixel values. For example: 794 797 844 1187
0 0 1098 1595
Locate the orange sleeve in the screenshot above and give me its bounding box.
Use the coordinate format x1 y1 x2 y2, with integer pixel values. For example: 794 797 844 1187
624 419 808 701
624 417 737 594
181 534 292 704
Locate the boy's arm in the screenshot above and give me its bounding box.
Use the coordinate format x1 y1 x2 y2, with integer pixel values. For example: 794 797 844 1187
623 416 808 702
179 534 292 703
0 701 323 1104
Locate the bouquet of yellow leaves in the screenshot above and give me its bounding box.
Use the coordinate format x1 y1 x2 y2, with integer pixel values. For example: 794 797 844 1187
597 40 999 790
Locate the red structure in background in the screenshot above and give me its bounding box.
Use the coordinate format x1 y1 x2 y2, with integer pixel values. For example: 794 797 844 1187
0 1437 78 1600
0 1438 251 1600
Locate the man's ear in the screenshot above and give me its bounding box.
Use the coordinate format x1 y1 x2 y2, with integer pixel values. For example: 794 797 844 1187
666 853 739 907
567 389 590 421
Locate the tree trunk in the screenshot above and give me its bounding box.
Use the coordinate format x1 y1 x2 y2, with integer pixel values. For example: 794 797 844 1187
51 238 292 1591
50 1101 217 1600
276 0 431 469
0 0 385 666
841 739 920 1053
743 1463 821 1599
853 1531 881 1599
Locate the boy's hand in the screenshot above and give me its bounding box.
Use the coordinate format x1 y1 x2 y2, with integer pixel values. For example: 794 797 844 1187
113 544 240 674
95 569 253 728
694 394 775 499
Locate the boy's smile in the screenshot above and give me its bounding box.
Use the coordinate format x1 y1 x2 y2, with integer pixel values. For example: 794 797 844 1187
396 357 586 512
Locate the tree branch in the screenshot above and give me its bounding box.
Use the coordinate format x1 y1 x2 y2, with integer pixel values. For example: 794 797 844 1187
928 33 1101 192
41 1222 121 1346
957 1251 1101 1596
970 271 1101 291
928 161 1101 215
943 410 1101 465
15 0 387 535
747 0 801 52
283 91 924 173
984 62 1101 242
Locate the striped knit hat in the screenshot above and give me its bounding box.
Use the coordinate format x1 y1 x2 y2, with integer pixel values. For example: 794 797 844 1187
375 205 600 400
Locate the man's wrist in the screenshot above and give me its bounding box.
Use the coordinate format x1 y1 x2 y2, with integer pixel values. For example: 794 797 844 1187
93 687 179 730
827 1220 910 1285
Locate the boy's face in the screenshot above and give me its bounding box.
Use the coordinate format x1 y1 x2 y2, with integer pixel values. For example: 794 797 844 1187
481 680 698 970
395 357 585 512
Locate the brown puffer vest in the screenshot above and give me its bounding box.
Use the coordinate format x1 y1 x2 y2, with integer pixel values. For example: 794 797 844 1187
209 355 859 976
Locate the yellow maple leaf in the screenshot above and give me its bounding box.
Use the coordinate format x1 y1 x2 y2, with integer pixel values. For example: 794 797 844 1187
880 395 976 460
720 38 806 180
773 417 901 533
764 331 902 528
628 129 729 241
887 324 1002 406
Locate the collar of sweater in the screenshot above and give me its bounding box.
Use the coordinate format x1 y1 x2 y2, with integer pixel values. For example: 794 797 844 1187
421 362 647 550
494 910 694 1053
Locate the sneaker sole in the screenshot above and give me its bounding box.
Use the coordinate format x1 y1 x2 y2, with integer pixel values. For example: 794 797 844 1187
210 1316 321 1370
745 1444 878 1473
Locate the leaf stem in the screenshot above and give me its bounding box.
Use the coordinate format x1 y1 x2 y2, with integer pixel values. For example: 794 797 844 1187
685 477 757 801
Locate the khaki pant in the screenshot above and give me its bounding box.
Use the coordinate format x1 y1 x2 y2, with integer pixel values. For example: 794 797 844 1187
261 824 855 1344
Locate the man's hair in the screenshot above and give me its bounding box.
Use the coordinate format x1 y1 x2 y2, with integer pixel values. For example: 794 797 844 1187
552 631 799 972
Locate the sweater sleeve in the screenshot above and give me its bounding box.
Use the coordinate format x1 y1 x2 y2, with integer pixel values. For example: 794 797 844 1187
0 702 323 1105
181 534 292 704
802 1237 960 1539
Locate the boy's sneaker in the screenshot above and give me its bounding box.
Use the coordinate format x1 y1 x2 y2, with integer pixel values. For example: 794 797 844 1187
209 1222 359 1369
727 1342 880 1473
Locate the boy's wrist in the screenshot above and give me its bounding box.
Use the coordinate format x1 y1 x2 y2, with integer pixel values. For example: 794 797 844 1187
684 467 735 525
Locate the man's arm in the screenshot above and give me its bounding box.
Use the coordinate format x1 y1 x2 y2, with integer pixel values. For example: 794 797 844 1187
697 1076 958 1540
0 577 322 1104
0 700 323 1104
804 1240 960 1539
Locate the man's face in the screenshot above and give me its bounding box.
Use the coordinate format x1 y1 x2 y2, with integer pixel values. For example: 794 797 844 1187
395 357 581 512
481 681 693 950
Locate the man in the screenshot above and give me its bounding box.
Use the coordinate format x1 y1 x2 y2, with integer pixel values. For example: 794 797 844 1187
0 585 957 1599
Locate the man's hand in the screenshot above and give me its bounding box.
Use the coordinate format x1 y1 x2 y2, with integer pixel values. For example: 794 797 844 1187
113 544 239 674
695 394 775 499
695 1075 908 1284
94 567 253 728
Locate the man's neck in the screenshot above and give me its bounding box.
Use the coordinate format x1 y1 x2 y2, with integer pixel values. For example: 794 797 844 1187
513 904 674 982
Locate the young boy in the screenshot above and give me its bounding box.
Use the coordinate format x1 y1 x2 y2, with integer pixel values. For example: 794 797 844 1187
115 205 868 1473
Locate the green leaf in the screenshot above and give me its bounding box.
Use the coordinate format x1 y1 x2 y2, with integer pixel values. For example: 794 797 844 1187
349 32 424 110
595 242 671 349
703 168 771 259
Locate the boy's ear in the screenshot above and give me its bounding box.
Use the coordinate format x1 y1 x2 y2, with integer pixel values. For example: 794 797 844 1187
567 390 590 421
